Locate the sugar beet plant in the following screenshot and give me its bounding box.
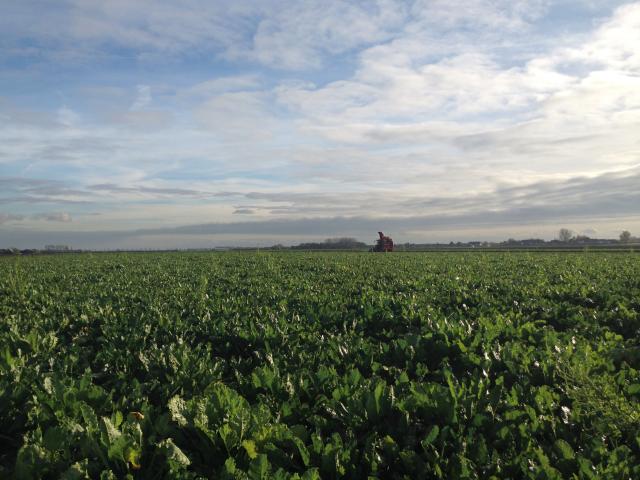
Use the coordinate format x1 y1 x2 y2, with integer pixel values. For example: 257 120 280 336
1 252 639 479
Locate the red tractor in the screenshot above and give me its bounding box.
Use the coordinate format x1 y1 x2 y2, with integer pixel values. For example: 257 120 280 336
371 231 394 252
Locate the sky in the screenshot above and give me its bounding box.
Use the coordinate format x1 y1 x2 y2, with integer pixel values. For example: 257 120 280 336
1 0 639 249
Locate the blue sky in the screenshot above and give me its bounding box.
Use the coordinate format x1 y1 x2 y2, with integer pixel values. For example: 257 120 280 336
1 0 639 248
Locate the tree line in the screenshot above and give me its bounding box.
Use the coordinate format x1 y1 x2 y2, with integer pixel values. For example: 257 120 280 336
558 229 635 243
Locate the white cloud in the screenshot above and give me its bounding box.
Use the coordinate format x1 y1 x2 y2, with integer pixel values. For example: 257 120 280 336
0 213 24 224
32 212 73 222
66 1 249 55
1 1 408 70
130 85 152 110
559 2 640 71
57 106 81 127
244 0 408 69
275 2 640 180
193 90 280 142
409 0 549 31
183 75 262 99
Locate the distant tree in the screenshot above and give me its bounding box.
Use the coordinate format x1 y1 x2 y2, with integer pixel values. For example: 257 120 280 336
558 228 574 242
292 237 367 250
619 230 631 243
324 237 360 245
324 238 366 248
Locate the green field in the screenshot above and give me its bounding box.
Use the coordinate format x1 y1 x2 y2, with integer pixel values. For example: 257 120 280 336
1 252 639 479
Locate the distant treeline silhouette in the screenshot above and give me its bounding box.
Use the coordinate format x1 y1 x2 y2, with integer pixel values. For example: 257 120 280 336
290 237 368 250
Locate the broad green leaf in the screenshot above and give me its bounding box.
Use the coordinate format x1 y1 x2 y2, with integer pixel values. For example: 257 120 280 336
423 425 439 447
553 439 575 460
301 468 321 480
125 446 142 469
80 403 99 433
113 411 124 428
43 426 66 451
158 438 191 467
101 417 121 445
60 461 89 480
628 384 640 396
248 454 270 479
168 396 189 427
242 439 259 460
291 436 310 466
